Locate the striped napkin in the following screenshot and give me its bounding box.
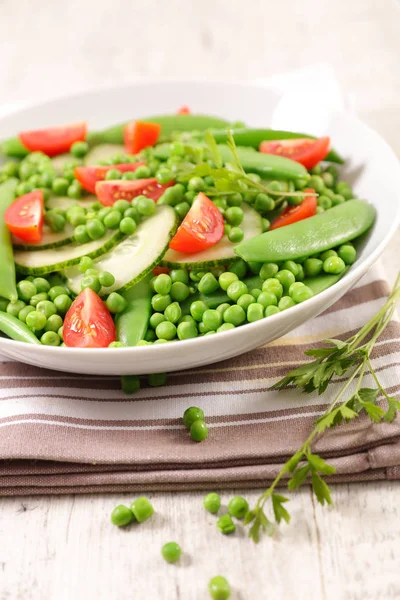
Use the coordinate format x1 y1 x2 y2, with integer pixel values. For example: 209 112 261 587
0 264 399 496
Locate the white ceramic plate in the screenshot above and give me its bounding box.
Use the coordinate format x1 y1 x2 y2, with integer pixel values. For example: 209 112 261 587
0 82 399 375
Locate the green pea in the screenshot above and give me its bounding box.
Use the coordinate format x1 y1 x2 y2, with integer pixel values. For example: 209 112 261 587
66 206 86 226
40 331 61 346
318 195 332 210
155 320 176 340
161 542 182 564
289 282 314 303
6 300 26 318
237 294 255 310
217 323 235 333
33 277 50 294
227 281 248 302
74 224 91 244
26 310 47 331
255 193 275 212
81 274 101 294
190 300 208 322
1 161 19 178
148 373 168 387
184 190 196 204
158 185 183 207
17 280 37 302
30 292 49 307
228 496 249 519
223 305 245 326
48 285 68 301
121 375 141 393
19 162 36 181
169 282 189 303
51 177 69 196
173 201 189 219
209 576 231 600
217 514 236 535
323 255 346 274
214 199 227 215
46 210 66 233
45 314 63 332
262 218 271 232
303 258 323 277
122 171 137 180
106 292 127 314
178 314 196 325
321 172 334 188
78 256 93 273
202 309 222 332
86 218 105 241
28 174 42 188
257 291 278 308
153 274 172 295
216 303 231 316
183 406 204 429
228 259 247 279
105 168 122 181
250 288 262 300
224 206 244 227
103 210 122 229
164 302 181 324
275 269 296 292
98 271 115 288
311 164 322 175
338 244 357 265
331 194 345 206
111 505 134 527
198 273 219 295
170 269 188 284
190 419 208 442
136 196 156 217
228 227 244 243
149 313 165 330
71 141 89 158
16 305 35 324
177 320 198 340
67 181 83 199
118 216 136 235
308 175 325 193
188 176 205 192
247 302 264 322
134 165 152 179
152 293 172 312
203 493 221 514
53 294 72 315
130 497 154 523
36 300 57 318
265 305 280 317
114 199 131 213
16 181 34 196
320 249 337 262
335 181 353 200
259 262 279 280
278 296 296 311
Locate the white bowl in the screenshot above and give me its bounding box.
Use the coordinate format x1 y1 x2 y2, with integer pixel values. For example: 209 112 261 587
0 81 399 375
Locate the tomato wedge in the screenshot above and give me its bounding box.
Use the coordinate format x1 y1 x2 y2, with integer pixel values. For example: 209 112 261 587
4 190 44 242
95 178 173 207
124 121 161 155
269 189 317 230
74 162 145 194
169 193 224 253
259 137 330 170
152 266 170 276
177 106 191 115
63 288 116 348
19 122 87 157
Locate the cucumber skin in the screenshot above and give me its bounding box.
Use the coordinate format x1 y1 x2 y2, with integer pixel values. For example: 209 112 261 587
13 226 76 251
115 275 153 346
235 200 376 263
14 231 123 275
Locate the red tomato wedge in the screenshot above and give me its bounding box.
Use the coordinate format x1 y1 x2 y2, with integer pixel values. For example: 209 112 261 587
63 288 116 348
259 137 330 170
19 122 87 157
152 266 170 276
269 189 317 230
169 193 224 253
177 106 191 115
4 190 44 242
95 178 173 206
74 162 145 194
124 121 161 154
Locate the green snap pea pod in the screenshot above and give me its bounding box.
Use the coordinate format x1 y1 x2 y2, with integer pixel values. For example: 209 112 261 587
86 115 232 146
211 129 344 164
217 145 309 181
305 268 350 295
235 200 376 263
115 275 152 346
0 311 41 344
0 178 18 301
0 137 29 158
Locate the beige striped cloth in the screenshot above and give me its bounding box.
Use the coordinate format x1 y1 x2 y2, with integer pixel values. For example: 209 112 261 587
0 264 399 496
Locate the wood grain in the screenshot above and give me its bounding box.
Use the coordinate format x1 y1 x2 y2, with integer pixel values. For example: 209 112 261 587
0 0 399 598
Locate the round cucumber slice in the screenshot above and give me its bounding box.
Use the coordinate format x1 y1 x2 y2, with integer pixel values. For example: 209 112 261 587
12 224 76 251
46 195 98 211
161 204 263 268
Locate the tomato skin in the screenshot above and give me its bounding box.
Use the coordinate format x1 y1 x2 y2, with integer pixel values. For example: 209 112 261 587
152 266 170 276
19 122 87 157
124 121 161 154
269 189 317 230
63 288 116 348
177 106 191 115
74 162 145 194
95 178 173 206
169 192 224 253
5 190 44 242
259 137 330 169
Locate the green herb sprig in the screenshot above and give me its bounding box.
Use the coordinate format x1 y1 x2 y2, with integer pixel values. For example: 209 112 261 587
246 272 400 542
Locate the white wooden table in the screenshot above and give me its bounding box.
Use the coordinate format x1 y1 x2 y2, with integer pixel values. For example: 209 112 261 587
1 1 399 598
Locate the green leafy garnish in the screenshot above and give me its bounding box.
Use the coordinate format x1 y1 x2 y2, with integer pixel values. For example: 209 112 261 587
246 272 400 542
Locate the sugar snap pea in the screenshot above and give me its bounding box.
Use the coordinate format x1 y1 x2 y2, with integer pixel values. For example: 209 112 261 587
211 128 344 164
0 178 18 301
115 274 152 346
0 311 41 344
217 145 309 180
235 200 375 263
305 268 350 295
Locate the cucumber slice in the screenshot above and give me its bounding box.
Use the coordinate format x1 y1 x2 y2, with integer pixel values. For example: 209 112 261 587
12 224 75 251
64 206 177 295
14 230 122 275
84 144 126 166
46 195 98 211
162 204 262 268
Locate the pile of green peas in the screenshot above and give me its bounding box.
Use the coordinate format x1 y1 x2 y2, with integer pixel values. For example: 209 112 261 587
1 276 72 346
